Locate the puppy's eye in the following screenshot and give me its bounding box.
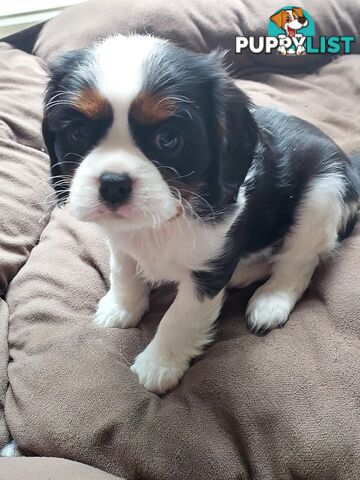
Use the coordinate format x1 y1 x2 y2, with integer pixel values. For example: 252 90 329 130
155 129 183 154
66 121 91 146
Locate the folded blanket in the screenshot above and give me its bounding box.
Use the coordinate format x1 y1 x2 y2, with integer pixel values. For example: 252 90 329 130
34 0 360 71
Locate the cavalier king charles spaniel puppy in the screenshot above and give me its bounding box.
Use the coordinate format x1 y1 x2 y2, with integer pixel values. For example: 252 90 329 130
42 34 359 393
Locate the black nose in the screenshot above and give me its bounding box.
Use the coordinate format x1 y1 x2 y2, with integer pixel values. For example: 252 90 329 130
298 16 307 24
99 172 132 206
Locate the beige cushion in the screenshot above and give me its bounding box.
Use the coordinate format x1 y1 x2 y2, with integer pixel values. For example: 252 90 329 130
0 44 50 294
2 0 360 478
0 458 123 479
34 0 360 73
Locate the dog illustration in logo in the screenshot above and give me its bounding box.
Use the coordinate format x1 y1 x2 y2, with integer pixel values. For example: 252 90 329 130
270 7 309 55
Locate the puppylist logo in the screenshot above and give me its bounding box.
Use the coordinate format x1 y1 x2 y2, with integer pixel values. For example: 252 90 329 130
268 6 313 55
236 6 355 56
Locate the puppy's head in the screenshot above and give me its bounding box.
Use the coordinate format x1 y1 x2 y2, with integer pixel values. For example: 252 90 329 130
43 35 257 232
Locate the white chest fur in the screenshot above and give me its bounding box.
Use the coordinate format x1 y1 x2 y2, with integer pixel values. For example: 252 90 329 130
113 213 238 284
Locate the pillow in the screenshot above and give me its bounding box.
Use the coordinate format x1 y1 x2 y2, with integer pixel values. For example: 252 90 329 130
34 0 360 74
0 43 51 294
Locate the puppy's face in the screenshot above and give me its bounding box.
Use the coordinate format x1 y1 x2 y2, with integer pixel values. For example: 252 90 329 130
43 35 257 232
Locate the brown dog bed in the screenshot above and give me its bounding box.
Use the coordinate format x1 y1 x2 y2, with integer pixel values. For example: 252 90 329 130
1 0 360 479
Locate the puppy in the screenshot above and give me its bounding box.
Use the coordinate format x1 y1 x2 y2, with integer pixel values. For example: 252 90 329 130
42 34 359 394
270 7 309 55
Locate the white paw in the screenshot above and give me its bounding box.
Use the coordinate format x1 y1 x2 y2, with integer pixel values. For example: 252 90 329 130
95 289 149 328
130 345 188 394
246 287 293 332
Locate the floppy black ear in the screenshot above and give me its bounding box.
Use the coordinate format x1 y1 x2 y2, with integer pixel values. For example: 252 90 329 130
42 50 87 201
42 116 67 201
221 83 258 203
208 68 259 208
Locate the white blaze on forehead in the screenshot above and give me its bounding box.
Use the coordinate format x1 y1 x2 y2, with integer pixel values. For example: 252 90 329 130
91 34 167 146
93 34 165 106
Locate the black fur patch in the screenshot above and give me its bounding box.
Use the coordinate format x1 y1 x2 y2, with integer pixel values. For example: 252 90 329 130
193 108 358 300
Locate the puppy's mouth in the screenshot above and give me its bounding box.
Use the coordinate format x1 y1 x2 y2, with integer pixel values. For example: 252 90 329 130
96 201 182 223
68 170 181 228
96 202 136 220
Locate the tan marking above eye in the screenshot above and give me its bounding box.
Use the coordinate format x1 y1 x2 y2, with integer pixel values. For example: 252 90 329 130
74 88 112 119
130 92 175 125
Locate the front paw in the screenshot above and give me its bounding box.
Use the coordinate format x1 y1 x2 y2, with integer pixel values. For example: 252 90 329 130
246 287 292 333
95 289 149 328
130 345 188 394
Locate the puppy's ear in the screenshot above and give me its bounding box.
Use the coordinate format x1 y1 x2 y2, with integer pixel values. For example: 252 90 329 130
219 84 258 204
42 50 86 201
42 116 67 201
208 58 258 207
270 10 286 28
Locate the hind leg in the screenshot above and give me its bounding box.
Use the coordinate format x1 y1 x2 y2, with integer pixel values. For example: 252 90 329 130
246 178 344 332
